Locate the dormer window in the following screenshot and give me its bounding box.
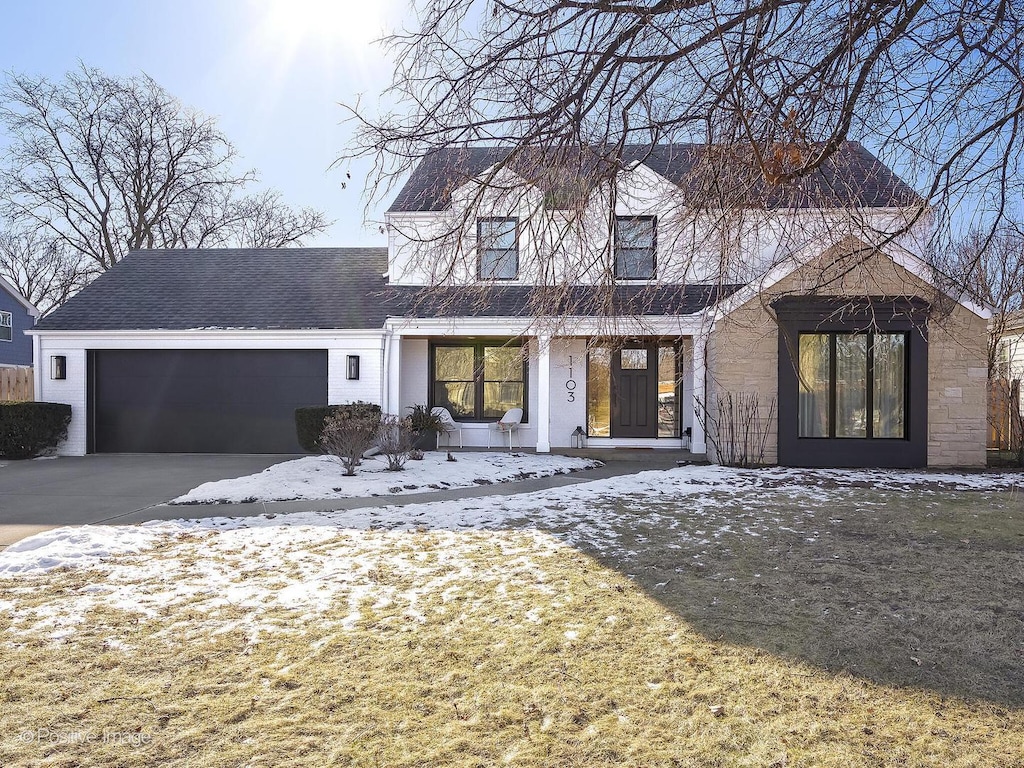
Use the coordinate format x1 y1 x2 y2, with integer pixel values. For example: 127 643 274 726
614 216 656 279
477 217 518 280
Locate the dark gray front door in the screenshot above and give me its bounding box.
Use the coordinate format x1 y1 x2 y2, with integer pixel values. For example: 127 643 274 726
611 346 658 438
89 349 328 453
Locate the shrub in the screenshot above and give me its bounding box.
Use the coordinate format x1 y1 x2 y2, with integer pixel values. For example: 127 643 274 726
377 415 415 471
320 408 381 476
696 392 776 468
407 404 443 433
0 402 73 459
296 402 382 453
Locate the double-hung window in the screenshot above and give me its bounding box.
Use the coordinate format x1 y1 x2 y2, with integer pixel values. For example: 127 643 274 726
614 216 656 279
0 311 11 342
798 331 907 439
432 341 527 420
478 218 518 280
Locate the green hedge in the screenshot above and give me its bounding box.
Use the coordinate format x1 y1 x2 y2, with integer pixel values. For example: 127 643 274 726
0 402 73 459
295 402 382 453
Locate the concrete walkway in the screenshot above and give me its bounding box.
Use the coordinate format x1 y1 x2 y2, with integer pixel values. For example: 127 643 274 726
0 451 692 547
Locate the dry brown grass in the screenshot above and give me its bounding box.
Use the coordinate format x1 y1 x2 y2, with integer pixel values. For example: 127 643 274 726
0 484 1022 767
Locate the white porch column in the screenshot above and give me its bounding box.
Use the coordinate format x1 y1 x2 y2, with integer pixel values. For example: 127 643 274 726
690 331 707 454
536 334 551 453
386 333 401 415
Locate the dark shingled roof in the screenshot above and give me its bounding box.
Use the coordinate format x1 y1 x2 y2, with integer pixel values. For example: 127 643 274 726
34 248 390 331
34 248 737 331
381 283 741 318
387 141 922 213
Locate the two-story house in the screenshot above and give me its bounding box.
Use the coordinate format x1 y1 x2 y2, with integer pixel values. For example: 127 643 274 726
30 143 989 466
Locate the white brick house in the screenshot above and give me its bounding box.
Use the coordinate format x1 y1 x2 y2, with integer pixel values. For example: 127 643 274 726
31 143 990 466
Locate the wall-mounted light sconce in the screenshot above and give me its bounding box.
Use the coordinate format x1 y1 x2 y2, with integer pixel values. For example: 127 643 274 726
51 355 67 380
346 355 360 380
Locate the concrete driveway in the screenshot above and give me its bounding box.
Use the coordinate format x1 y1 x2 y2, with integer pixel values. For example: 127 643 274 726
0 454 297 546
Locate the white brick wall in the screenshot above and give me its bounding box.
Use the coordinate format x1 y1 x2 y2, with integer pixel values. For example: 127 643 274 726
34 331 385 456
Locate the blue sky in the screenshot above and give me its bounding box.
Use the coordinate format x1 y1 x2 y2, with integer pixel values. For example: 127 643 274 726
0 0 405 246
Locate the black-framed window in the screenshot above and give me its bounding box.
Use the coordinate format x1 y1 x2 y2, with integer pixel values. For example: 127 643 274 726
477 218 519 280
0 311 11 342
431 341 527 421
614 216 656 279
775 295 928 469
798 332 907 440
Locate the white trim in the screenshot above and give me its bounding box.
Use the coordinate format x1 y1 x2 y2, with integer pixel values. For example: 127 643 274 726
27 328 388 340
586 437 686 449
31 333 42 400
0 275 40 318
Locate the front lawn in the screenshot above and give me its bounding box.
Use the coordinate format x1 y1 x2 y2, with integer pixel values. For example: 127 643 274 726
1 467 1022 766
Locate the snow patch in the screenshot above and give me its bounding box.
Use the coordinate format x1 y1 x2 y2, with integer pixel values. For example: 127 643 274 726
172 451 602 504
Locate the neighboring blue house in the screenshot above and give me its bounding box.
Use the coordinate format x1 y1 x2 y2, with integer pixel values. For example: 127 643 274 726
0 276 39 367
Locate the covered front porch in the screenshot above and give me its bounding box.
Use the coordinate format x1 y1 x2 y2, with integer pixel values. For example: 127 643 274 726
381 317 710 454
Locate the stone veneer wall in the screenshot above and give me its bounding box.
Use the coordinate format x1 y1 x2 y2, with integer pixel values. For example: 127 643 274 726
706 246 988 467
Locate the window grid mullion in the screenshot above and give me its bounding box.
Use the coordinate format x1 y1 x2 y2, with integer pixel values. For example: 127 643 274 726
828 333 837 439
475 343 484 421
866 332 875 440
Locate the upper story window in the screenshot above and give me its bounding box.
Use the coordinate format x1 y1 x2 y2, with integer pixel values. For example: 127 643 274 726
614 216 656 279
0 311 11 342
477 217 518 280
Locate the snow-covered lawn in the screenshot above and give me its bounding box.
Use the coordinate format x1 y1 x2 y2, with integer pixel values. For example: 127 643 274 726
1 466 1022 766
171 450 602 504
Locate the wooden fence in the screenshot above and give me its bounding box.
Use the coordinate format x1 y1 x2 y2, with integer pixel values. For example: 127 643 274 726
0 367 34 402
988 378 1021 450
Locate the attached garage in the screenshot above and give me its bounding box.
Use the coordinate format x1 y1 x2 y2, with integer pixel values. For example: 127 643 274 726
87 349 328 453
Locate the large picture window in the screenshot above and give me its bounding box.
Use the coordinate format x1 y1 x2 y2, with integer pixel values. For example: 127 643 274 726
798 332 906 440
477 218 518 280
614 216 656 279
432 341 527 421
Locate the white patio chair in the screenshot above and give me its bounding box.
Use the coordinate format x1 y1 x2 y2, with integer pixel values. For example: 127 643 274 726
431 406 463 448
488 407 523 450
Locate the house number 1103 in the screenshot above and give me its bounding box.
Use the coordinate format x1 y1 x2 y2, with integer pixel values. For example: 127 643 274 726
566 355 577 402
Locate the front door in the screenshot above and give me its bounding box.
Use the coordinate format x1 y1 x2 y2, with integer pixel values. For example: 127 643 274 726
611 346 658 437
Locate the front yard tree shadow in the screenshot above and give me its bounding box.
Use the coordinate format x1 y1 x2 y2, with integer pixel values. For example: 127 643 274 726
560 484 1024 707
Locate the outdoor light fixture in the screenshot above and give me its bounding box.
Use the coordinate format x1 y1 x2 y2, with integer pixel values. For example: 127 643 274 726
51 355 67 380
571 425 587 449
346 355 360 380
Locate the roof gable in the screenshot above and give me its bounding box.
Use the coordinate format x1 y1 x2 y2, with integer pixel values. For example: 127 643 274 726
0 275 39 317
387 142 923 213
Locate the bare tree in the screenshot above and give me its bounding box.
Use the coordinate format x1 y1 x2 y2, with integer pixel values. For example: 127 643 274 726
942 222 1024 462
0 224 88 314
0 65 330 276
347 0 1023 283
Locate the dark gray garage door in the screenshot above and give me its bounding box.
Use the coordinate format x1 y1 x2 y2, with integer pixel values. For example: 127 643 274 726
88 349 328 453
